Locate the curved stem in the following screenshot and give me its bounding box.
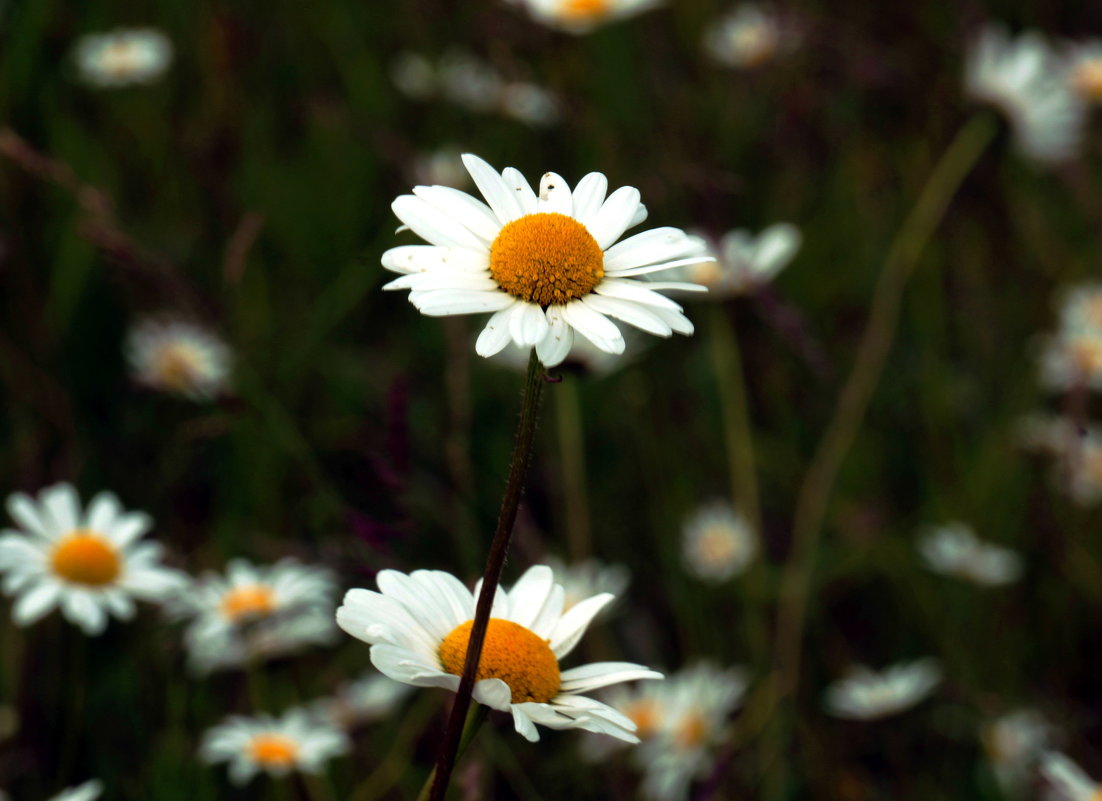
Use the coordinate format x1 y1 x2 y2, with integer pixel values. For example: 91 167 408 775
428 351 547 801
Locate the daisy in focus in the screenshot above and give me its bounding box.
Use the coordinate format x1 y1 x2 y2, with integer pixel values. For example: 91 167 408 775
682 223 801 299
1041 752 1102 801
508 0 663 35
703 5 796 69
200 708 349 786
983 709 1055 795
308 672 413 730
127 319 232 401
824 659 941 720
337 565 663 742
46 781 102 801
73 29 172 88
381 154 710 368
0 483 186 635
918 522 1023 586
681 501 757 582
964 24 1085 163
170 559 339 674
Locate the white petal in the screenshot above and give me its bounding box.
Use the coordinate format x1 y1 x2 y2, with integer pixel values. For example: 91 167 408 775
538 172 572 215
376 570 455 640
535 308 574 368
476 307 520 357
106 513 151 548
505 566 555 629
500 167 540 216
510 706 541 742
409 290 515 316
463 154 524 224
12 581 61 626
561 302 625 354
559 661 664 692
384 272 499 292
550 593 614 657
382 245 490 276
370 643 456 688
528 584 565 639
605 255 716 278
580 295 672 337
509 303 550 347
62 590 108 635
6 494 52 538
412 185 502 243
593 278 684 310
571 173 608 229
0 535 44 569
84 492 122 533
392 195 487 250
473 678 513 711
603 227 704 272
587 186 642 250
42 484 81 534
753 223 801 278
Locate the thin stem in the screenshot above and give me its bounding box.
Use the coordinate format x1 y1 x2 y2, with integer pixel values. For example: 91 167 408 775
420 704 490 801
765 113 997 796
428 351 547 801
555 378 592 560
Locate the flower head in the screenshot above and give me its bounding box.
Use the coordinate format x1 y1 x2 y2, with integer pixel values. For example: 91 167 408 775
703 5 796 69
127 319 232 401
824 659 941 720
918 522 1023 586
337 565 662 742
382 154 709 368
73 29 172 88
0 484 187 635
1041 752 1101 801
200 708 349 785
46 781 103 801
983 710 1055 794
508 0 663 34
681 223 800 299
681 501 757 582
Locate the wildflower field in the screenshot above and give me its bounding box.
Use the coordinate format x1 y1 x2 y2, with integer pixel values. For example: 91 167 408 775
3 1 1102 799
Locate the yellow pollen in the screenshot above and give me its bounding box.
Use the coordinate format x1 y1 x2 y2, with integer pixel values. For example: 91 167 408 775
221 585 277 621
674 713 710 748
154 345 201 392
50 532 120 587
1071 338 1102 374
1073 61 1102 102
625 699 659 738
560 0 611 21
249 734 299 767
438 618 560 704
489 213 603 307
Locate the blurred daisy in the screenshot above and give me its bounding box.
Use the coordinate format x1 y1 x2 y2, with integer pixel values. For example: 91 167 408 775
73 29 172 88
545 556 630 611
46 781 102 801
127 319 232 401
681 501 757 582
171 559 339 674
1067 41 1102 103
438 51 506 112
964 24 1085 163
337 565 663 742
983 710 1055 794
309 672 413 730
200 708 349 786
824 659 941 720
0 483 186 635
1058 283 1102 332
682 223 800 298
412 146 471 189
1019 417 1102 507
382 153 709 368
1041 752 1101 801
918 522 1023 586
390 52 437 99
499 82 561 127
1039 327 1102 392
703 5 795 69
509 0 663 34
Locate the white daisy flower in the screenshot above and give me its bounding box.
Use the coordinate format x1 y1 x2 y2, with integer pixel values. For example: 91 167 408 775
824 659 941 720
488 331 649 376
46 781 102 801
382 154 709 368
983 709 1056 794
0 483 187 635
200 708 349 786
681 223 800 299
1019 417 1102 507
1057 283 1102 333
681 501 757 583
308 672 413 730
545 556 630 611
1067 41 1102 103
917 522 1023 587
438 51 506 113
1039 328 1102 392
508 0 663 34
126 319 232 401
390 52 437 99
964 24 1086 164
73 29 172 88
170 559 339 674
1041 752 1101 801
703 5 795 69
336 565 663 743
499 82 561 127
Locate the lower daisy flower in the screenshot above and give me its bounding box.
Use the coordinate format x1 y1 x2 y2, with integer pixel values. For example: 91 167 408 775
0 483 187 635
200 708 349 785
336 565 662 742
824 658 941 720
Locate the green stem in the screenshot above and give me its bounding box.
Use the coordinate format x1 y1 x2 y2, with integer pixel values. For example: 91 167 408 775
765 113 997 798
555 378 592 560
427 352 547 801
418 705 489 801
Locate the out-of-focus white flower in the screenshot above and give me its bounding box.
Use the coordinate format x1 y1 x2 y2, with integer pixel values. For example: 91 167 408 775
917 522 1023 586
308 672 413 730
170 559 339 674
500 82 561 126
46 781 102 801
1019 417 1102 507
679 224 800 299
824 659 941 720
73 29 172 88
1041 752 1101 801
412 147 472 189
126 319 232 401
200 708 349 786
1057 283 1102 333
983 710 1056 795
703 5 796 69
390 52 437 99
0 483 187 635
964 24 1086 163
681 501 757 582
545 556 630 611
1067 41 1102 103
508 0 663 35
438 51 506 112
1039 328 1102 392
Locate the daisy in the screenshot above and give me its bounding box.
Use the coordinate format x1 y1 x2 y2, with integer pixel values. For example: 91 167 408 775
126 318 232 401
336 565 663 742
1041 752 1102 801
703 5 796 70
200 708 349 786
1038 328 1102 392
73 29 172 88
545 556 630 611
681 501 757 583
1067 41 1102 103
1057 283 1102 333
680 224 800 299
308 672 413 730
964 24 1086 163
508 0 663 35
824 659 941 720
0 483 187 635
499 82 561 127
381 154 710 368
47 781 102 801
489 331 649 376
390 52 437 99
1019 417 1102 507
917 522 1023 586
983 710 1055 794
170 558 339 674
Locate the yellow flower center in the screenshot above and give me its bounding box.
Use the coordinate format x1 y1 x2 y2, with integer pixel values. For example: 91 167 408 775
50 531 120 587
1071 337 1102 374
489 213 604 307
154 345 202 392
696 525 739 564
1073 60 1102 101
625 699 660 738
101 42 142 76
674 712 710 748
249 734 299 767
560 0 611 21
438 618 561 704
221 585 277 621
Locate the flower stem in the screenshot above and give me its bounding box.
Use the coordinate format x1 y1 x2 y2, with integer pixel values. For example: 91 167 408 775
428 351 547 801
